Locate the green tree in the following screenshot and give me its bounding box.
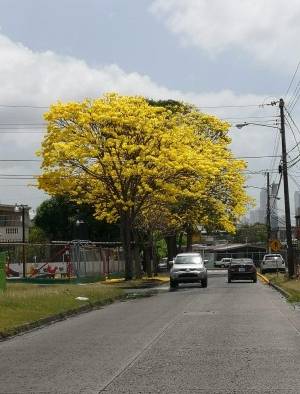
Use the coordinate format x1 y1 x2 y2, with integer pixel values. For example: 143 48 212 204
34 196 119 241
234 223 267 244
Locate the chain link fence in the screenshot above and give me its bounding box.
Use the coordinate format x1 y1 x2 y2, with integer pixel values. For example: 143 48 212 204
1 241 125 280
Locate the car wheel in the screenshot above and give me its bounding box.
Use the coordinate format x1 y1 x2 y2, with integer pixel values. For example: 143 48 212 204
228 277 231 283
170 279 178 289
253 277 257 283
201 278 208 288
261 269 265 275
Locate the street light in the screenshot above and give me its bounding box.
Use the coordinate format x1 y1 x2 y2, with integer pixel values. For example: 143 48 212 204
14 204 27 278
75 219 86 240
236 122 277 130
235 99 294 278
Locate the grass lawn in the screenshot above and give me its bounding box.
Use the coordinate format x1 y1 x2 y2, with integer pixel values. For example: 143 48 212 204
0 282 124 336
266 273 300 302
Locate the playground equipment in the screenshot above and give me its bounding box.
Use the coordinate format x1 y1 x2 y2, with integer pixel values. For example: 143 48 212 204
29 263 58 279
5 265 20 277
28 245 73 279
2 241 124 281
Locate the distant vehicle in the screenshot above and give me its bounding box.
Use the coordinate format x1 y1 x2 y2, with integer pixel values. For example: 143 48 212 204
214 257 232 268
228 258 257 283
157 258 168 272
261 254 285 274
169 252 207 289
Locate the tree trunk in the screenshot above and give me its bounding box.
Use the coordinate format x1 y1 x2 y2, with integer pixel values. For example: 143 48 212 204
152 241 159 277
165 234 177 261
144 242 152 278
132 231 142 279
120 213 133 280
178 231 184 253
186 225 193 252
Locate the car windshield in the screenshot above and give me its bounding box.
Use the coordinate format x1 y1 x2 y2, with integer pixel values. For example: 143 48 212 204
265 256 282 260
174 255 202 264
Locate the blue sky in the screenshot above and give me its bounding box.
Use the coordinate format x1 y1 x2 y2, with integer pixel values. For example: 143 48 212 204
0 0 300 218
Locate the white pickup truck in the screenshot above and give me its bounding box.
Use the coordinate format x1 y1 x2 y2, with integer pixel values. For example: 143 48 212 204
214 257 232 268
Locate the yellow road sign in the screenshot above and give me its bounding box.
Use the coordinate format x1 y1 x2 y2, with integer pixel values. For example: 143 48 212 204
269 239 281 252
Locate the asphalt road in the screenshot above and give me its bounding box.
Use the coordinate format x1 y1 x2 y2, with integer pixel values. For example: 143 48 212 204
1 272 300 393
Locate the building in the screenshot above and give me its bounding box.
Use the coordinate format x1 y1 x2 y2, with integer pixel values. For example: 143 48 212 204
260 188 267 213
192 243 267 265
295 191 300 216
249 208 265 225
0 204 30 242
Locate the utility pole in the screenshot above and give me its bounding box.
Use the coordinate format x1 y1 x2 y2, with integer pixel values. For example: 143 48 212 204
22 206 25 278
279 98 294 278
266 172 271 252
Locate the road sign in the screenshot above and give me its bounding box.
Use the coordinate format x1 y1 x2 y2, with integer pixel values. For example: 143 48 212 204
269 239 282 252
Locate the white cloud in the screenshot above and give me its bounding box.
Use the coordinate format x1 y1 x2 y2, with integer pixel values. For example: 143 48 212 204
0 33 287 209
150 0 300 70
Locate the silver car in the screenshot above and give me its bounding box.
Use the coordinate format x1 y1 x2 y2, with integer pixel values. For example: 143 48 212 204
170 253 208 288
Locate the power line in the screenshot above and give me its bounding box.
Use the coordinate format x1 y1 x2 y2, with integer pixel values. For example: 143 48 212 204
285 114 300 160
245 185 266 190
289 173 300 189
0 123 46 125
0 131 44 134
285 107 300 135
287 81 300 113
0 102 270 110
285 59 300 99
198 101 277 110
243 169 279 174
223 116 278 120
0 104 48 109
0 159 40 162
236 155 281 159
0 184 37 187
269 128 281 185
270 172 282 211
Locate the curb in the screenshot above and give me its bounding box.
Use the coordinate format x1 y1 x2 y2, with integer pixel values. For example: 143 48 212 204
257 272 290 299
0 298 120 342
0 290 156 342
257 272 269 284
268 281 290 299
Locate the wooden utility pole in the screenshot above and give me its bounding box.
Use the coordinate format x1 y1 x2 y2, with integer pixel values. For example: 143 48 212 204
279 98 294 277
266 172 271 253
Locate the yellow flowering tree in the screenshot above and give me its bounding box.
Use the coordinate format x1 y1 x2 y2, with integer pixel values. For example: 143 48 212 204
139 100 251 255
37 93 250 279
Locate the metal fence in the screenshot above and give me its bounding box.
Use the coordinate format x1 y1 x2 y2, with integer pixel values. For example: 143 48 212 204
2 241 125 279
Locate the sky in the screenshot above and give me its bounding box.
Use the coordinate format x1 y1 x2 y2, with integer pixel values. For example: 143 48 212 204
0 0 300 222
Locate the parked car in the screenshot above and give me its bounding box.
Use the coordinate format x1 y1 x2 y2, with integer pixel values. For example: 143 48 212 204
158 258 168 272
214 257 232 268
170 252 207 288
227 258 257 283
260 254 286 274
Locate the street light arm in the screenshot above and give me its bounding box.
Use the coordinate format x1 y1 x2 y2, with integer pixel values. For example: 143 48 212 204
235 122 278 129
